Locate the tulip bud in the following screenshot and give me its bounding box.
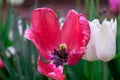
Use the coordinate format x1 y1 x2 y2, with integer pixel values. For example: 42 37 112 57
96 19 117 62
83 19 117 62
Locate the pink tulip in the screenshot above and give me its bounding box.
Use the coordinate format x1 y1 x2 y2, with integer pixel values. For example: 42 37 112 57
109 0 120 14
0 58 4 68
24 8 90 80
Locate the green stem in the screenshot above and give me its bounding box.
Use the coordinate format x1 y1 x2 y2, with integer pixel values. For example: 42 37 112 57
90 62 94 80
85 0 90 17
103 62 108 80
84 61 89 78
89 0 95 21
96 0 100 19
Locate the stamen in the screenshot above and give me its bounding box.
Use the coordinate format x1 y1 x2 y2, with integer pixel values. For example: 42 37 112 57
59 43 67 50
51 44 68 67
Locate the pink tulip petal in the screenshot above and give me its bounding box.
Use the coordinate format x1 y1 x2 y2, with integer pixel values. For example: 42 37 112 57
24 29 52 60
68 47 86 65
31 8 60 51
38 56 65 80
24 8 61 60
61 10 90 65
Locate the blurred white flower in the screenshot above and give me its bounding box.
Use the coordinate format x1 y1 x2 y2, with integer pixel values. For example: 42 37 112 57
18 19 23 36
7 46 16 55
5 46 16 58
9 19 23 41
9 30 13 41
82 19 117 62
8 0 24 5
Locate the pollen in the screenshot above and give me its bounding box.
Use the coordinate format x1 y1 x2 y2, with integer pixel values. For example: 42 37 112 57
59 43 67 50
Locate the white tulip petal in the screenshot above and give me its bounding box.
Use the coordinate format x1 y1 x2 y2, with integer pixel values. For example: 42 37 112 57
83 19 116 62
95 19 116 62
82 19 100 61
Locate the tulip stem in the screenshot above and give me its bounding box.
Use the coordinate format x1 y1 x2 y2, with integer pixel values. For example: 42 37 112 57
85 0 90 17
103 62 108 80
90 62 94 80
96 0 100 19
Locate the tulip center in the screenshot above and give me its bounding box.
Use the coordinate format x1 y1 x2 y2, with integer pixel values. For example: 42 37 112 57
51 44 68 67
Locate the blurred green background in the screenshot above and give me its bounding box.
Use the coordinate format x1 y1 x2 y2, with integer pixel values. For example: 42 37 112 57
0 0 120 80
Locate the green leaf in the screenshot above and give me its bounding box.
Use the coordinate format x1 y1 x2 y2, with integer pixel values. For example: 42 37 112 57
1 9 12 48
114 53 120 59
0 39 17 80
64 65 78 80
116 15 120 54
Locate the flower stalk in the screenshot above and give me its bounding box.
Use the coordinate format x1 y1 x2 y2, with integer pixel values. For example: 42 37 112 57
103 62 108 80
90 62 94 80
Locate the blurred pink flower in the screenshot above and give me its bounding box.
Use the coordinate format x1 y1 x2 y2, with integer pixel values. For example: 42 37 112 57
109 0 120 15
0 58 4 68
24 8 90 80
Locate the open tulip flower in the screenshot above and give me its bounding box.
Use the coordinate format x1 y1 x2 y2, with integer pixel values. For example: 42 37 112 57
24 8 90 80
83 19 117 62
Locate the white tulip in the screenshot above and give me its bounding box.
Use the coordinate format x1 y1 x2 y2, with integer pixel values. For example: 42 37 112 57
83 19 117 62
82 19 100 61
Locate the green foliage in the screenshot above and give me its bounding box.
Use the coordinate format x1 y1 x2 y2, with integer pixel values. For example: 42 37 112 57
0 5 47 80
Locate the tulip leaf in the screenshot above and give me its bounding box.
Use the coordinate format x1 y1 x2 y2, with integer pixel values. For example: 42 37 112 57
1 8 12 48
116 15 120 54
0 39 17 80
108 59 120 80
64 65 78 80
114 53 120 59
